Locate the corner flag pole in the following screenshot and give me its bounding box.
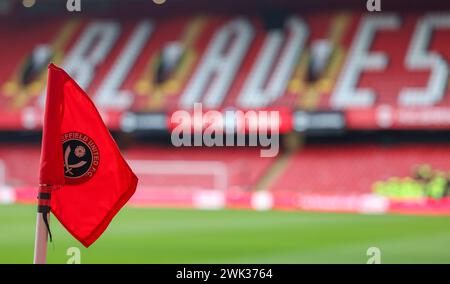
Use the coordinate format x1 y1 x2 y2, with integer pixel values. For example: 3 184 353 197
33 211 48 264
33 185 53 264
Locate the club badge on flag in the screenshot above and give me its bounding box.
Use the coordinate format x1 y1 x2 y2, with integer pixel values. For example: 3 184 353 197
38 63 138 248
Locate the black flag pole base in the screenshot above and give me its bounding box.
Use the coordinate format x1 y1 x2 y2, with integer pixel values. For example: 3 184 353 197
37 185 53 242
33 184 54 264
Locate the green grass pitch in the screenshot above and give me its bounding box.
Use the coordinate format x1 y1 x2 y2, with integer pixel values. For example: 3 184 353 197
1 204 450 263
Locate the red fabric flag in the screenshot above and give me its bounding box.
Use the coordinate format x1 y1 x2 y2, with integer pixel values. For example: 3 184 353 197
39 63 138 247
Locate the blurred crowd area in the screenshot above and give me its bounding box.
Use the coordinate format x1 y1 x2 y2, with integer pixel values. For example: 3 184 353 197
0 0 450 214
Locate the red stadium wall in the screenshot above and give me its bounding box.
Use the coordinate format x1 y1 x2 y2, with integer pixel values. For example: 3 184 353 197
1 144 450 214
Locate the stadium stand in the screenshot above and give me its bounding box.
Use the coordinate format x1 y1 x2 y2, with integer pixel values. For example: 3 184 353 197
1 0 450 214
270 144 450 194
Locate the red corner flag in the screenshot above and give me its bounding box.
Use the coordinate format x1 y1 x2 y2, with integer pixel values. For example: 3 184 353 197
38 64 138 248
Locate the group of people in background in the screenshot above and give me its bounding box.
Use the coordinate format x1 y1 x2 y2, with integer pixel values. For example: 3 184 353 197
373 165 450 200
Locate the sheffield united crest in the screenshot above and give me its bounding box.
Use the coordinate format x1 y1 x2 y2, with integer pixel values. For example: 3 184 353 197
62 132 100 184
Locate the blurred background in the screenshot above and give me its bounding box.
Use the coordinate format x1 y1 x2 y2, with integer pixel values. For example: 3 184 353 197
1 0 450 263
